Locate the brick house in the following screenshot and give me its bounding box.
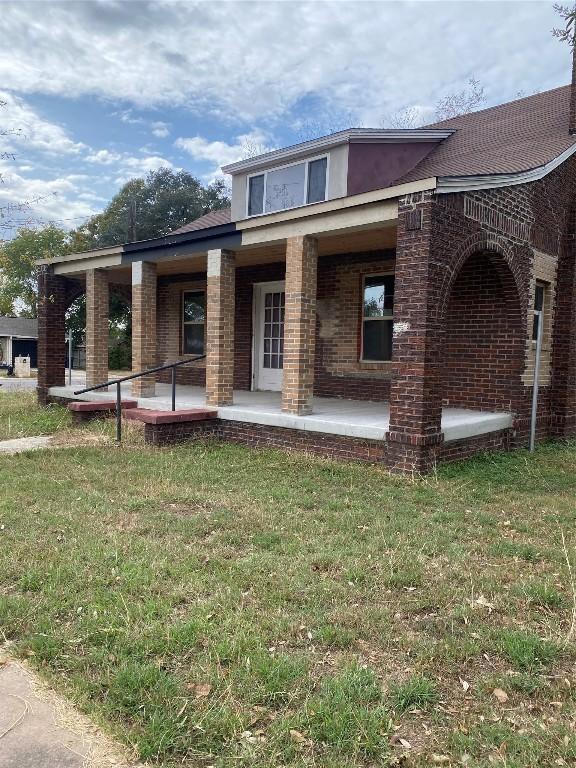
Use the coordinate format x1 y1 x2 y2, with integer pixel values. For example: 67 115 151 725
38 83 576 472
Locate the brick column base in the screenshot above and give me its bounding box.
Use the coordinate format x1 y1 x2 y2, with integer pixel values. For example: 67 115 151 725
131 261 157 397
385 430 444 474
86 269 109 390
282 235 318 416
37 266 67 406
206 249 235 407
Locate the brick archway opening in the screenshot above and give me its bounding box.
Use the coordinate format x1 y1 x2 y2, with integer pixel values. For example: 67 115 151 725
441 250 524 413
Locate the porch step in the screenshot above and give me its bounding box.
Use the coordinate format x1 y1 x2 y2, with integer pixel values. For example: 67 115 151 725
68 399 138 412
123 408 218 425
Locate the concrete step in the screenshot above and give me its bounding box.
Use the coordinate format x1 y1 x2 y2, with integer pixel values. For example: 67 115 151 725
123 408 218 425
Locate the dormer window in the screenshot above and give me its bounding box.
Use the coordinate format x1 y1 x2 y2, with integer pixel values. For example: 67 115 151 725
247 156 328 216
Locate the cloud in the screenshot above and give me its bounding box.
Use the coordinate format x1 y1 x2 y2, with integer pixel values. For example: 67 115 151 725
0 160 97 232
85 146 175 183
175 130 274 181
151 121 170 139
0 2 568 126
112 154 175 185
85 148 122 165
0 90 85 155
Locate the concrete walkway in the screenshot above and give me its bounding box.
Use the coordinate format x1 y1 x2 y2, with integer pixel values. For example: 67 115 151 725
0 436 52 454
0 659 140 768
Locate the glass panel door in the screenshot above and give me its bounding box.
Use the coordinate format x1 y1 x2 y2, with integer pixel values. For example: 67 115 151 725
254 282 285 391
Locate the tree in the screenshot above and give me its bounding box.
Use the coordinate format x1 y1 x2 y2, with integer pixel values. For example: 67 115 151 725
70 168 230 250
434 78 486 121
0 225 71 316
553 4 576 46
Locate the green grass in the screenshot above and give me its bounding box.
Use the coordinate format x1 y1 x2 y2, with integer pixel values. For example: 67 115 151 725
1 394 576 766
390 675 439 712
496 629 559 671
0 391 70 439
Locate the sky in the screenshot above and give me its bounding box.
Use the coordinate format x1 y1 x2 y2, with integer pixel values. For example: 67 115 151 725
0 0 571 237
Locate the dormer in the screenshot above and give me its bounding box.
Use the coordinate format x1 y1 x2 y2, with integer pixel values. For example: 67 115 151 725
222 128 454 222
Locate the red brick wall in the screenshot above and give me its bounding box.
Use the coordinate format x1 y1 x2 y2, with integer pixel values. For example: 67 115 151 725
441 251 524 411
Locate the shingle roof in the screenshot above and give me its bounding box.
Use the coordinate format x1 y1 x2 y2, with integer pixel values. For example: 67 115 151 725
170 208 231 235
400 84 576 183
0 317 38 337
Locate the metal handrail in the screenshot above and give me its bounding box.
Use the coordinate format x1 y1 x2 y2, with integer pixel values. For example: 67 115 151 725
74 355 206 442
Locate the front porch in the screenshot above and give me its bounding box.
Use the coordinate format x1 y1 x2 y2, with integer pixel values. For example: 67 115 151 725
38 181 537 472
49 381 513 444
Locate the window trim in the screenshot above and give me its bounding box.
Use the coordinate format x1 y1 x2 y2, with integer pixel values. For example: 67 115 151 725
182 289 206 356
245 153 329 218
360 273 395 362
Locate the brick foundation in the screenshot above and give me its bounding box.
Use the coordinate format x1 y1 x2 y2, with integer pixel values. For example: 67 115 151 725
140 415 515 469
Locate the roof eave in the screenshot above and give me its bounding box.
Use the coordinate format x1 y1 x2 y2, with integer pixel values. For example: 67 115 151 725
222 129 455 175
436 141 576 194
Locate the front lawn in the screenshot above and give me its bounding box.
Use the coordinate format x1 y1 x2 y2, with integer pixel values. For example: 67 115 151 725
0 391 70 440
1 395 575 766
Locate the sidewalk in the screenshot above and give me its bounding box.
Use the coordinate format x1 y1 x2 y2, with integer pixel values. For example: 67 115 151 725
0 658 140 768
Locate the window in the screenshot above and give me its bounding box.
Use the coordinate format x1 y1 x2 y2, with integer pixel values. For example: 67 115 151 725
182 291 205 355
247 155 328 216
532 281 546 342
362 275 395 361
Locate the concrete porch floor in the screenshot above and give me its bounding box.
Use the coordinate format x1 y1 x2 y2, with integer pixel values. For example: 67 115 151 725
49 380 514 443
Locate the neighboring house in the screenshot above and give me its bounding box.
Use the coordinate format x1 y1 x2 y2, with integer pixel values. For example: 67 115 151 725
36 75 576 473
0 317 38 369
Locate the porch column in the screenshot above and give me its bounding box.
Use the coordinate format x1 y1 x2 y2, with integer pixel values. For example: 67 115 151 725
387 191 443 473
86 268 109 390
37 265 67 405
131 261 157 397
282 235 318 415
206 249 235 407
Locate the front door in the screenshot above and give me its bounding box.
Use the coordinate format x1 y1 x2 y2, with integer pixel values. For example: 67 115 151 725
253 281 285 391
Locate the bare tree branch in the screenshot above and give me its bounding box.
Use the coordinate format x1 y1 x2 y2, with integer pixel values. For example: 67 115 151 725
553 3 576 45
434 78 486 121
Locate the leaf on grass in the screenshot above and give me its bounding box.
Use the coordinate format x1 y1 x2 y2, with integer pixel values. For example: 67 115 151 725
460 678 470 692
289 729 308 744
390 734 412 748
475 595 494 610
432 755 450 764
492 687 509 703
187 682 212 698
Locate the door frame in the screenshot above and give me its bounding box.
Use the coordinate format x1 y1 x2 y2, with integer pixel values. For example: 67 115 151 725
251 280 286 391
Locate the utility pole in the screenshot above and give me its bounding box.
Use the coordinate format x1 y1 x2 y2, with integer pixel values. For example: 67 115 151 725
128 199 137 242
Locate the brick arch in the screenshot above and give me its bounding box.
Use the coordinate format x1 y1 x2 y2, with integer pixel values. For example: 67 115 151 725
438 233 526 325
440 245 525 413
